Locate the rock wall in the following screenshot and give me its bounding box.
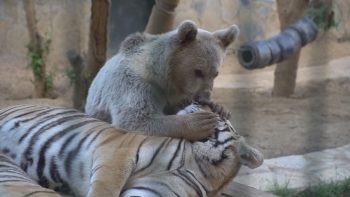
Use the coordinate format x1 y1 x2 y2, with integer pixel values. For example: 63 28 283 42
0 0 91 72
174 0 350 74
0 0 349 76
174 0 280 47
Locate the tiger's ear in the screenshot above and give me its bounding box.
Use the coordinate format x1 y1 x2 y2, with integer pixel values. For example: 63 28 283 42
239 142 264 169
214 25 240 48
177 20 198 43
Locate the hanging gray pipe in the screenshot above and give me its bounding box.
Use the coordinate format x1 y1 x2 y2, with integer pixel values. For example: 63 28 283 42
237 17 318 70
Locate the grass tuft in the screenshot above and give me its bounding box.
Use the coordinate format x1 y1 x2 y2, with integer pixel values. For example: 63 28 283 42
270 178 350 197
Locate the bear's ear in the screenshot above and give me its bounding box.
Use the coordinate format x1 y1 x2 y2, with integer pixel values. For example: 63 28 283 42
177 20 198 43
214 25 240 48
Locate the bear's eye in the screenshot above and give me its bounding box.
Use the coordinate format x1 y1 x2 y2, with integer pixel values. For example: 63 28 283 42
194 69 203 77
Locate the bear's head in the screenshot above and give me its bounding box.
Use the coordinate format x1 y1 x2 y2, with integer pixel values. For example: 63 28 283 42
168 20 240 107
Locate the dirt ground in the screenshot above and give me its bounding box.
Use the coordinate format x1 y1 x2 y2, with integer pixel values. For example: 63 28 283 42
1 39 350 159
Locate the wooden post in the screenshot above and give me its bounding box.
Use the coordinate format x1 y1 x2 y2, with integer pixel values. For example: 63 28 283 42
68 0 110 111
145 0 180 34
272 0 309 97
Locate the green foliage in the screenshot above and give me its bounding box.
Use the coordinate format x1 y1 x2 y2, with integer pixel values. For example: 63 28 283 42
296 179 350 197
84 72 91 79
270 178 350 197
46 65 57 92
26 31 57 96
270 178 295 197
65 68 76 86
306 3 342 31
44 31 52 55
27 49 44 77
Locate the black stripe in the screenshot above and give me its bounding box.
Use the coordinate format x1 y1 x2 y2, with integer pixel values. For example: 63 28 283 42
86 126 112 149
185 169 209 193
18 109 82 143
23 190 59 197
79 162 85 179
60 124 103 158
121 186 162 197
49 156 63 183
154 181 181 197
58 133 79 158
0 168 31 179
167 139 183 170
197 127 231 143
2 147 10 154
20 162 28 173
0 105 36 120
0 175 33 182
211 146 230 166
217 127 231 133
163 138 173 151
213 136 234 147
1 107 55 130
135 138 148 165
134 139 168 174
23 113 89 164
178 170 204 197
38 178 50 188
172 170 203 197
36 119 99 182
63 123 102 178
194 156 209 178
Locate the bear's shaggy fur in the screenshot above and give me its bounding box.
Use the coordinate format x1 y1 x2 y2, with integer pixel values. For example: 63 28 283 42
85 20 240 140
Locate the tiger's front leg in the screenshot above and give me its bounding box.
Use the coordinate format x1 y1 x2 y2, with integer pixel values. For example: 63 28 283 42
87 144 136 197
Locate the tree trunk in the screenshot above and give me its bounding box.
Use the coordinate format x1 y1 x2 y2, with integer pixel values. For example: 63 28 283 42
272 0 309 97
68 0 110 111
145 0 180 34
23 0 46 98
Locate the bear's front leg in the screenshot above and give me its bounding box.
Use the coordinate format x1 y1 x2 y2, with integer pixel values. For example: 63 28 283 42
209 102 231 119
166 111 218 140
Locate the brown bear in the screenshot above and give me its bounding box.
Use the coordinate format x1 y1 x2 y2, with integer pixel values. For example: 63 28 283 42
85 20 240 141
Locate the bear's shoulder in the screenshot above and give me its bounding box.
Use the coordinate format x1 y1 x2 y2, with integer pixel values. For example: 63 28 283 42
119 32 158 53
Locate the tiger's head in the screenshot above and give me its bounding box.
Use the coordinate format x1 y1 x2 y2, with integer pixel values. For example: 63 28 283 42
176 102 264 170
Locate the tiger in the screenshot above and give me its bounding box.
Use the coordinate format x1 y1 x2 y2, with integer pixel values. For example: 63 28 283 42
0 152 62 197
0 103 264 197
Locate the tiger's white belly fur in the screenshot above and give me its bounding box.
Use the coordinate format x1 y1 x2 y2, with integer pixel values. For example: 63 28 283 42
0 104 263 197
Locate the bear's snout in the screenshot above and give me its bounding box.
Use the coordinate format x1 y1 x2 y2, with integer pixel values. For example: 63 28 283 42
196 95 211 105
197 98 210 105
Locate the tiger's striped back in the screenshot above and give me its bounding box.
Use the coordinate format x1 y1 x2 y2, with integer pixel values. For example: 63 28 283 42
0 104 118 196
0 152 62 197
0 104 263 197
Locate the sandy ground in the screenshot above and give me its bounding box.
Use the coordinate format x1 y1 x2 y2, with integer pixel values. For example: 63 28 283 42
212 78 350 159
1 38 350 159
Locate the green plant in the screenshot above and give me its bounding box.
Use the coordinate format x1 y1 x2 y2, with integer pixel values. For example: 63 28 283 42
270 178 350 197
270 178 296 197
44 31 52 54
296 179 350 197
306 2 343 31
84 72 91 79
46 65 57 92
26 31 56 96
27 49 44 77
65 68 76 86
